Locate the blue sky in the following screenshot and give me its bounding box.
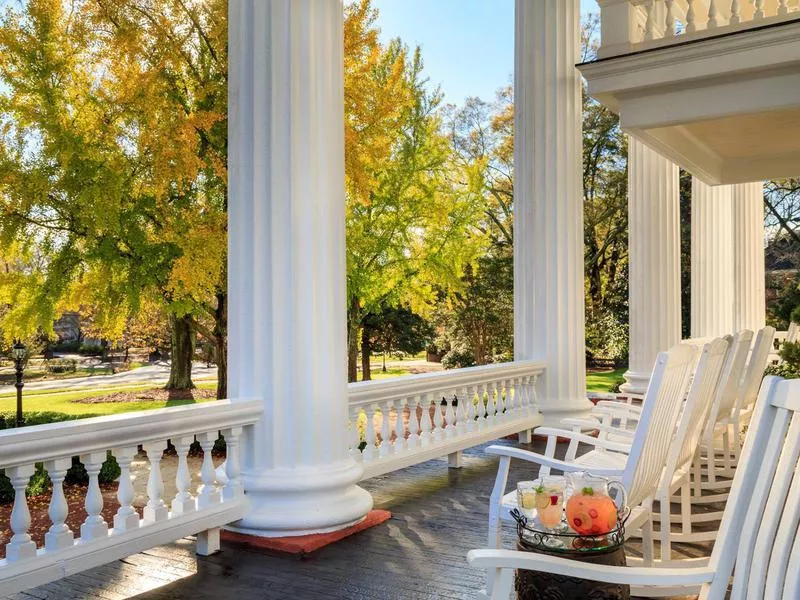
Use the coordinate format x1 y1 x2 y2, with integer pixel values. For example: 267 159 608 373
374 0 599 106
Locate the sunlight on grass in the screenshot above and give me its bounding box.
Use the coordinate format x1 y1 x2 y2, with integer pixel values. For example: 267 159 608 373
586 368 626 393
0 381 218 417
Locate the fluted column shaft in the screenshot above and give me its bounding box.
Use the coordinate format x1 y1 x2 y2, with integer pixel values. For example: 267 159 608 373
732 182 766 332
227 0 372 537
691 178 735 338
623 138 681 395
514 0 592 423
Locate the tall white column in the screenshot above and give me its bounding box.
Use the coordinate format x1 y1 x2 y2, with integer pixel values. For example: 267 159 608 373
514 0 593 425
732 182 766 332
227 0 372 536
691 178 735 338
622 138 681 395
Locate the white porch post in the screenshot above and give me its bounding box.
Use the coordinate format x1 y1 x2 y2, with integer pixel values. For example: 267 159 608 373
691 178 735 338
732 182 766 332
514 0 592 424
622 138 681 395
227 0 372 536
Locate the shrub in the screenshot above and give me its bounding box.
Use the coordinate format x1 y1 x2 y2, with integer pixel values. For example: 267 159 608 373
45 358 77 374
441 346 475 369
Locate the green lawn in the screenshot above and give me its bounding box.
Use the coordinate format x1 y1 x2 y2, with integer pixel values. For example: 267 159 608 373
0 381 217 418
586 368 626 393
358 366 411 381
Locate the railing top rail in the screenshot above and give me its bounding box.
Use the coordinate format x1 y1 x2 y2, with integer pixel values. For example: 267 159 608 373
0 398 262 469
348 360 545 407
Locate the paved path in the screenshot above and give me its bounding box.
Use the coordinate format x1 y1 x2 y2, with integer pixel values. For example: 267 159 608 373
0 362 217 394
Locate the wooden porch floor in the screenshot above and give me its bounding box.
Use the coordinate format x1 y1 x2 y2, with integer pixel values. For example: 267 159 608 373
5 439 711 600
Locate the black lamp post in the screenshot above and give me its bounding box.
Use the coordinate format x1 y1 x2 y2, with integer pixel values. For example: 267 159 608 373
11 340 26 427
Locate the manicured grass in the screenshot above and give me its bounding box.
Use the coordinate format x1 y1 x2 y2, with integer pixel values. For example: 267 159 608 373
586 368 626 393
358 366 411 381
0 381 218 418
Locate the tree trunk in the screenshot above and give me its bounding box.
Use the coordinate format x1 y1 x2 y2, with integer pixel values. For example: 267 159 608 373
361 326 372 381
347 296 360 382
167 313 195 390
382 351 387 372
214 290 227 400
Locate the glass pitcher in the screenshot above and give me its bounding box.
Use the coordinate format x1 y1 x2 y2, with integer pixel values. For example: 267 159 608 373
565 473 626 536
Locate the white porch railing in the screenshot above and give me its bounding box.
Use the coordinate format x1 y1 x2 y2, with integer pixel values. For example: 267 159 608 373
0 399 261 597
348 360 545 479
598 0 800 58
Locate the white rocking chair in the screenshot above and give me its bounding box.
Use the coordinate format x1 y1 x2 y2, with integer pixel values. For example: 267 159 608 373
469 376 800 600
486 342 701 566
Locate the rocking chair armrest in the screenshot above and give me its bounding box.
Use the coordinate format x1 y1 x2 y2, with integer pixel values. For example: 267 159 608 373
467 549 715 587
485 445 625 477
533 427 633 454
560 418 636 441
594 401 643 415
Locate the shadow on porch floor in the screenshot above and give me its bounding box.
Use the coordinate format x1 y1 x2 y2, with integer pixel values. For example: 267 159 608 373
5 438 710 600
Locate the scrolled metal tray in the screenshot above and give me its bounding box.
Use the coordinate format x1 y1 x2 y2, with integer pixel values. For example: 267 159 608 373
510 506 630 554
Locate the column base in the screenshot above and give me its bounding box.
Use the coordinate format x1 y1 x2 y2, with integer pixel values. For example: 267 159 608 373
620 370 651 396
537 398 595 428
232 459 373 538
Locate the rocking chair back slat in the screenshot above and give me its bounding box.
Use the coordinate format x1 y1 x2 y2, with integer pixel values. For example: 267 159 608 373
714 330 753 421
673 338 729 473
734 326 775 419
702 377 800 599
624 343 696 508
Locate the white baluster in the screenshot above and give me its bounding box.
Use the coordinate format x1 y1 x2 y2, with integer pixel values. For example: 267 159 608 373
197 432 221 509
509 379 518 416
445 393 456 437
644 0 656 40
478 383 489 428
380 400 392 458
454 386 467 435
465 385 476 432
142 441 169 522
686 0 697 32
778 0 789 16
665 0 676 36
363 404 377 460
420 393 432 445
5 464 36 561
112 446 140 533
531 375 541 413
44 458 74 551
80 452 109 541
754 0 765 19
223 427 244 501
394 398 407 453
707 0 721 28
171 436 196 515
433 392 444 442
408 395 421 447
349 406 363 460
488 382 498 425
729 0 741 24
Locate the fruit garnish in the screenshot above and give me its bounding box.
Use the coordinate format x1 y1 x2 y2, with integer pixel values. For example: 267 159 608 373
535 492 551 510
520 490 537 509
535 485 545 494
589 508 598 518
582 486 594 495
550 495 559 505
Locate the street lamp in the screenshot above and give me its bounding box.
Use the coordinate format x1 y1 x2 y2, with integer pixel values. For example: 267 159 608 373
11 340 26 427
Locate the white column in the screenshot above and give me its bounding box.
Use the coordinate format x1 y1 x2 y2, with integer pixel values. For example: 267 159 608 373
514 0 593 425
691 178 735 338
732 182 766 332
622 138 681 395
227 0 372 537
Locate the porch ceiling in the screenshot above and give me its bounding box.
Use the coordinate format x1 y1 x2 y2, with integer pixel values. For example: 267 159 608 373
579 19 800 185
